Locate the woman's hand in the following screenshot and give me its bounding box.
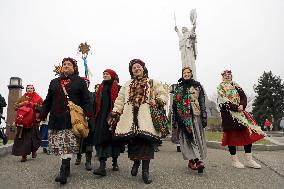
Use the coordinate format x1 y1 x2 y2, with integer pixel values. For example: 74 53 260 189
238 105 244 112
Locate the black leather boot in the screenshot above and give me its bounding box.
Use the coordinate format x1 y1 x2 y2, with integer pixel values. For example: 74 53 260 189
131 160 141 176
2 134 8 145
142 160 152 184
66 158 71 177
75 154 81 165
112 157 119 171
93 158 106 176
55 159 69 184
85 152 92 171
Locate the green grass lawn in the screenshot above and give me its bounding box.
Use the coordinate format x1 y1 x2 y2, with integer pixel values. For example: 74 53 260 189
205 131 274 145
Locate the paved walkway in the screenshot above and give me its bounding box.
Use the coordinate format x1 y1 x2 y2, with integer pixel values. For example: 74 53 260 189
267 137 284 145
0 141 283 189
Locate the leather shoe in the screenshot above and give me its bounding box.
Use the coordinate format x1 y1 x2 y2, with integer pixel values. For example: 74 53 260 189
188 159 197 170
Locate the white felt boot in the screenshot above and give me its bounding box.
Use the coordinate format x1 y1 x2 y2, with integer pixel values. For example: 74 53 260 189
231 155 245 169
244 153 261 169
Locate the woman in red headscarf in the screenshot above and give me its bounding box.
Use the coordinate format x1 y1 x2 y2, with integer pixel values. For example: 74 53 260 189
93 69 124 176
12 85 43 162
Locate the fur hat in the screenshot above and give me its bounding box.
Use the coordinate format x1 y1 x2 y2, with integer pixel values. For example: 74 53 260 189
129 59 148 78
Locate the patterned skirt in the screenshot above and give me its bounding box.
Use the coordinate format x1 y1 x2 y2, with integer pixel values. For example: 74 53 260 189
48 129 79 155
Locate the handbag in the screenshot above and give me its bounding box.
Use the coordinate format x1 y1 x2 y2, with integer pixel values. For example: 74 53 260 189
62 85 89 138
15 102 34 128
149 80 169 138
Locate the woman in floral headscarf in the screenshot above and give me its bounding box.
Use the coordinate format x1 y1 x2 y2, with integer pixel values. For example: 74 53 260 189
108 59 168 184
172 66 207 173
217 70 266 169
12 85 43 162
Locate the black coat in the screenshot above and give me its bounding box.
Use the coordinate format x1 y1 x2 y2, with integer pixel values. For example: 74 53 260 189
94 80 121 146
0 94 6 124
40 74 93 130
87 91 96 131
94 81 112 145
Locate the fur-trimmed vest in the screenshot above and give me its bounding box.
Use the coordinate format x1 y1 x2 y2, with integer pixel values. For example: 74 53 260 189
112 78 168 141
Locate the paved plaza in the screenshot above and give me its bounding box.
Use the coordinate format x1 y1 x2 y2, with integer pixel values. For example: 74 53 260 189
0 140 284 189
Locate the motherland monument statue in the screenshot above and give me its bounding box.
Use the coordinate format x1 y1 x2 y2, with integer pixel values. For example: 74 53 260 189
174 9 197 80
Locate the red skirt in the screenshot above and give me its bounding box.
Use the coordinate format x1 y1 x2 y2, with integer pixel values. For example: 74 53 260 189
222 127 264 146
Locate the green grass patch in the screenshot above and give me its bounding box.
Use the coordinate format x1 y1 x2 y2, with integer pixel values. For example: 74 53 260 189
207 117 222 126
205 131 223 141
205 131 274 145
254 139 274 145
0 140 13 146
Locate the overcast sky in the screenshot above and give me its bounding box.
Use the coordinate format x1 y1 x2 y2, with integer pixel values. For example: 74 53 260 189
1 0 284 119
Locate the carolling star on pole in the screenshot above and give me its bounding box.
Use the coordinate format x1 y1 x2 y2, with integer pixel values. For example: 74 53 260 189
78 42 93 79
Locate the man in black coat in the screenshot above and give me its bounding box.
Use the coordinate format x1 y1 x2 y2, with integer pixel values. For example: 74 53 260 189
0 94 7 145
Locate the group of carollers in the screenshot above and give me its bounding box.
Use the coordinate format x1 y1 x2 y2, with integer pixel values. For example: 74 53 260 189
11 57 266 185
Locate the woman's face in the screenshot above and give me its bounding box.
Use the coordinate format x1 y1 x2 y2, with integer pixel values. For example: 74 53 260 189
182 68 192 80
103 72 112 81
132 63 144 77
222 72 232 81
62 61 75 75
26 85 35 94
